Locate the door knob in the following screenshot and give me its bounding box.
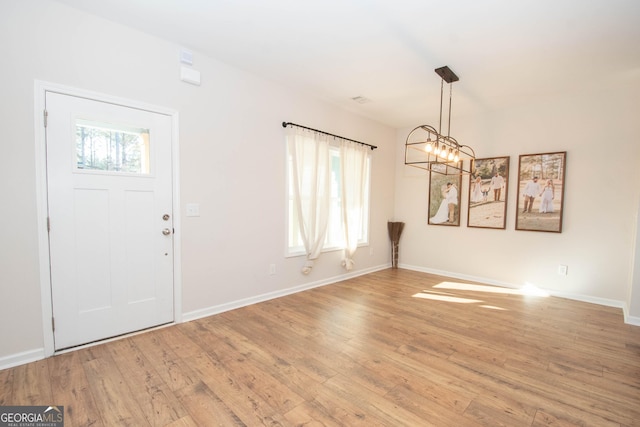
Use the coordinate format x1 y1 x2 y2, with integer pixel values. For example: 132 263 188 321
162 228 172 236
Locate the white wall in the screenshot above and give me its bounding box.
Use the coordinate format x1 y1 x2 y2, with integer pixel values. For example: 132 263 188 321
2 0 638 367
0 0 396 364
629 196 640 323
394 79 640 306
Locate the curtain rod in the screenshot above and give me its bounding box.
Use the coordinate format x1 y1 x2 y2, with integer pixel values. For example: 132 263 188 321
282 121 377 150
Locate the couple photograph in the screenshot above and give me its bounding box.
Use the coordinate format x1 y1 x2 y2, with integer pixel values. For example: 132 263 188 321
428 163 462 226
515 152 566 233
467 156 509 229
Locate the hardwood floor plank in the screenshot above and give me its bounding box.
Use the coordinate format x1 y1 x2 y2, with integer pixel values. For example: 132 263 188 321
531 407 618 427
174 381 247 427
531 409 581 427
362 346 477 415
162 415 200 427
303 382 394 426
0 364 14 405
107 337 188 426
174 322 295 425
385 383 483 427
11 359 52 405
194 320 326 401
284 400 347 427
323 373 435 427
208 342 305 414
448 347 636 426
217 308 353 381
183 352 290 426
47 351 104 427
2 268 639 426
130 327 200 393
82 346 151 427
159 323 216 358
548 360 639 406
462 393 537 427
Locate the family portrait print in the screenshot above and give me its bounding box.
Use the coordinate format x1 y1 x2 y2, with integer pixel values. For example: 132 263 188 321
428 163 462 226
467 156 509 229
515 152 566 232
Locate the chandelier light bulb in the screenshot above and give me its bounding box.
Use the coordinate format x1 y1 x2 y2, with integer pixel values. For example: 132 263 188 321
433 143 440 155
439 147 448 159
425 142 433 152
453 150 460 163
447 149 454 161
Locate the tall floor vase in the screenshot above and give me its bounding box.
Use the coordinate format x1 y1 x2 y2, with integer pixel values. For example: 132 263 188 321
387 221 405 268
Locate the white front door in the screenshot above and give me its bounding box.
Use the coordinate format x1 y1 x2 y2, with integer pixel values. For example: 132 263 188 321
46 91 174 350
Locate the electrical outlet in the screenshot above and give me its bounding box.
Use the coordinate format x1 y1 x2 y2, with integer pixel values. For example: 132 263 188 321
269 264 276 275
558 264 568 276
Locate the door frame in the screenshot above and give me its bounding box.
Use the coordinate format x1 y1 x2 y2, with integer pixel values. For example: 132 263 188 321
34 80 182 357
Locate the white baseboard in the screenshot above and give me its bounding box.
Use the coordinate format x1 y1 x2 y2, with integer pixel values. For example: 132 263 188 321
623 305 640 326
0 348 45 371
183 263 391 322
626 317 640 326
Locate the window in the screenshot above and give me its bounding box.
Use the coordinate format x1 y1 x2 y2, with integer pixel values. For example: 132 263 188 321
287 145 371 256
75 119 150 174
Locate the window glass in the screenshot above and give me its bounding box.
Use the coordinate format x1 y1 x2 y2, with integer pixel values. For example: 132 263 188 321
75 119 150 174
287 146 370 256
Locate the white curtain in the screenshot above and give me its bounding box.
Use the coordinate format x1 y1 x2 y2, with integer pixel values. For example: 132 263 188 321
286 126 331 274
340 141 369 271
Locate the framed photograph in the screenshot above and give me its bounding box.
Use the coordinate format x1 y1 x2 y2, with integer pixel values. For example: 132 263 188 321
428 163 462 226
467 156 510 229
515 151 567 232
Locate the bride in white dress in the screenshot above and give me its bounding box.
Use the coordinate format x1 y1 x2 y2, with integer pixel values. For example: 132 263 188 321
539 179 555 213
470 175 483 203
430 183 457 224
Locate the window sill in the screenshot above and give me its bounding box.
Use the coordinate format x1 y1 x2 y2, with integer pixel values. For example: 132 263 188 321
285 242 369 259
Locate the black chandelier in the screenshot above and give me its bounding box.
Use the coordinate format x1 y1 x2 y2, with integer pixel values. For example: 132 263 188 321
404 66 475 175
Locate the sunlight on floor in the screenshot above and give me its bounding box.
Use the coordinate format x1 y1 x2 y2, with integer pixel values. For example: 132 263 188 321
434 281 550 297
412 292 482 304
479 305 507 311
411 280 549 310
520 282 550 297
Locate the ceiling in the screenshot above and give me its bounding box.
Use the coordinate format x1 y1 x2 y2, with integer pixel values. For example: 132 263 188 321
53 0 640 128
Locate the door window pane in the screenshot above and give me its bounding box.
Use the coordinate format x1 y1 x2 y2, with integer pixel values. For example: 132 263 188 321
75 119 150 174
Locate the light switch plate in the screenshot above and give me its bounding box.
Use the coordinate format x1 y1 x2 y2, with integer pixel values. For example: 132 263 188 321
186 203 200 217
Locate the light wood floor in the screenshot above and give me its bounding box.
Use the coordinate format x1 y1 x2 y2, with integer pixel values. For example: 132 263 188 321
1 269 639 426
